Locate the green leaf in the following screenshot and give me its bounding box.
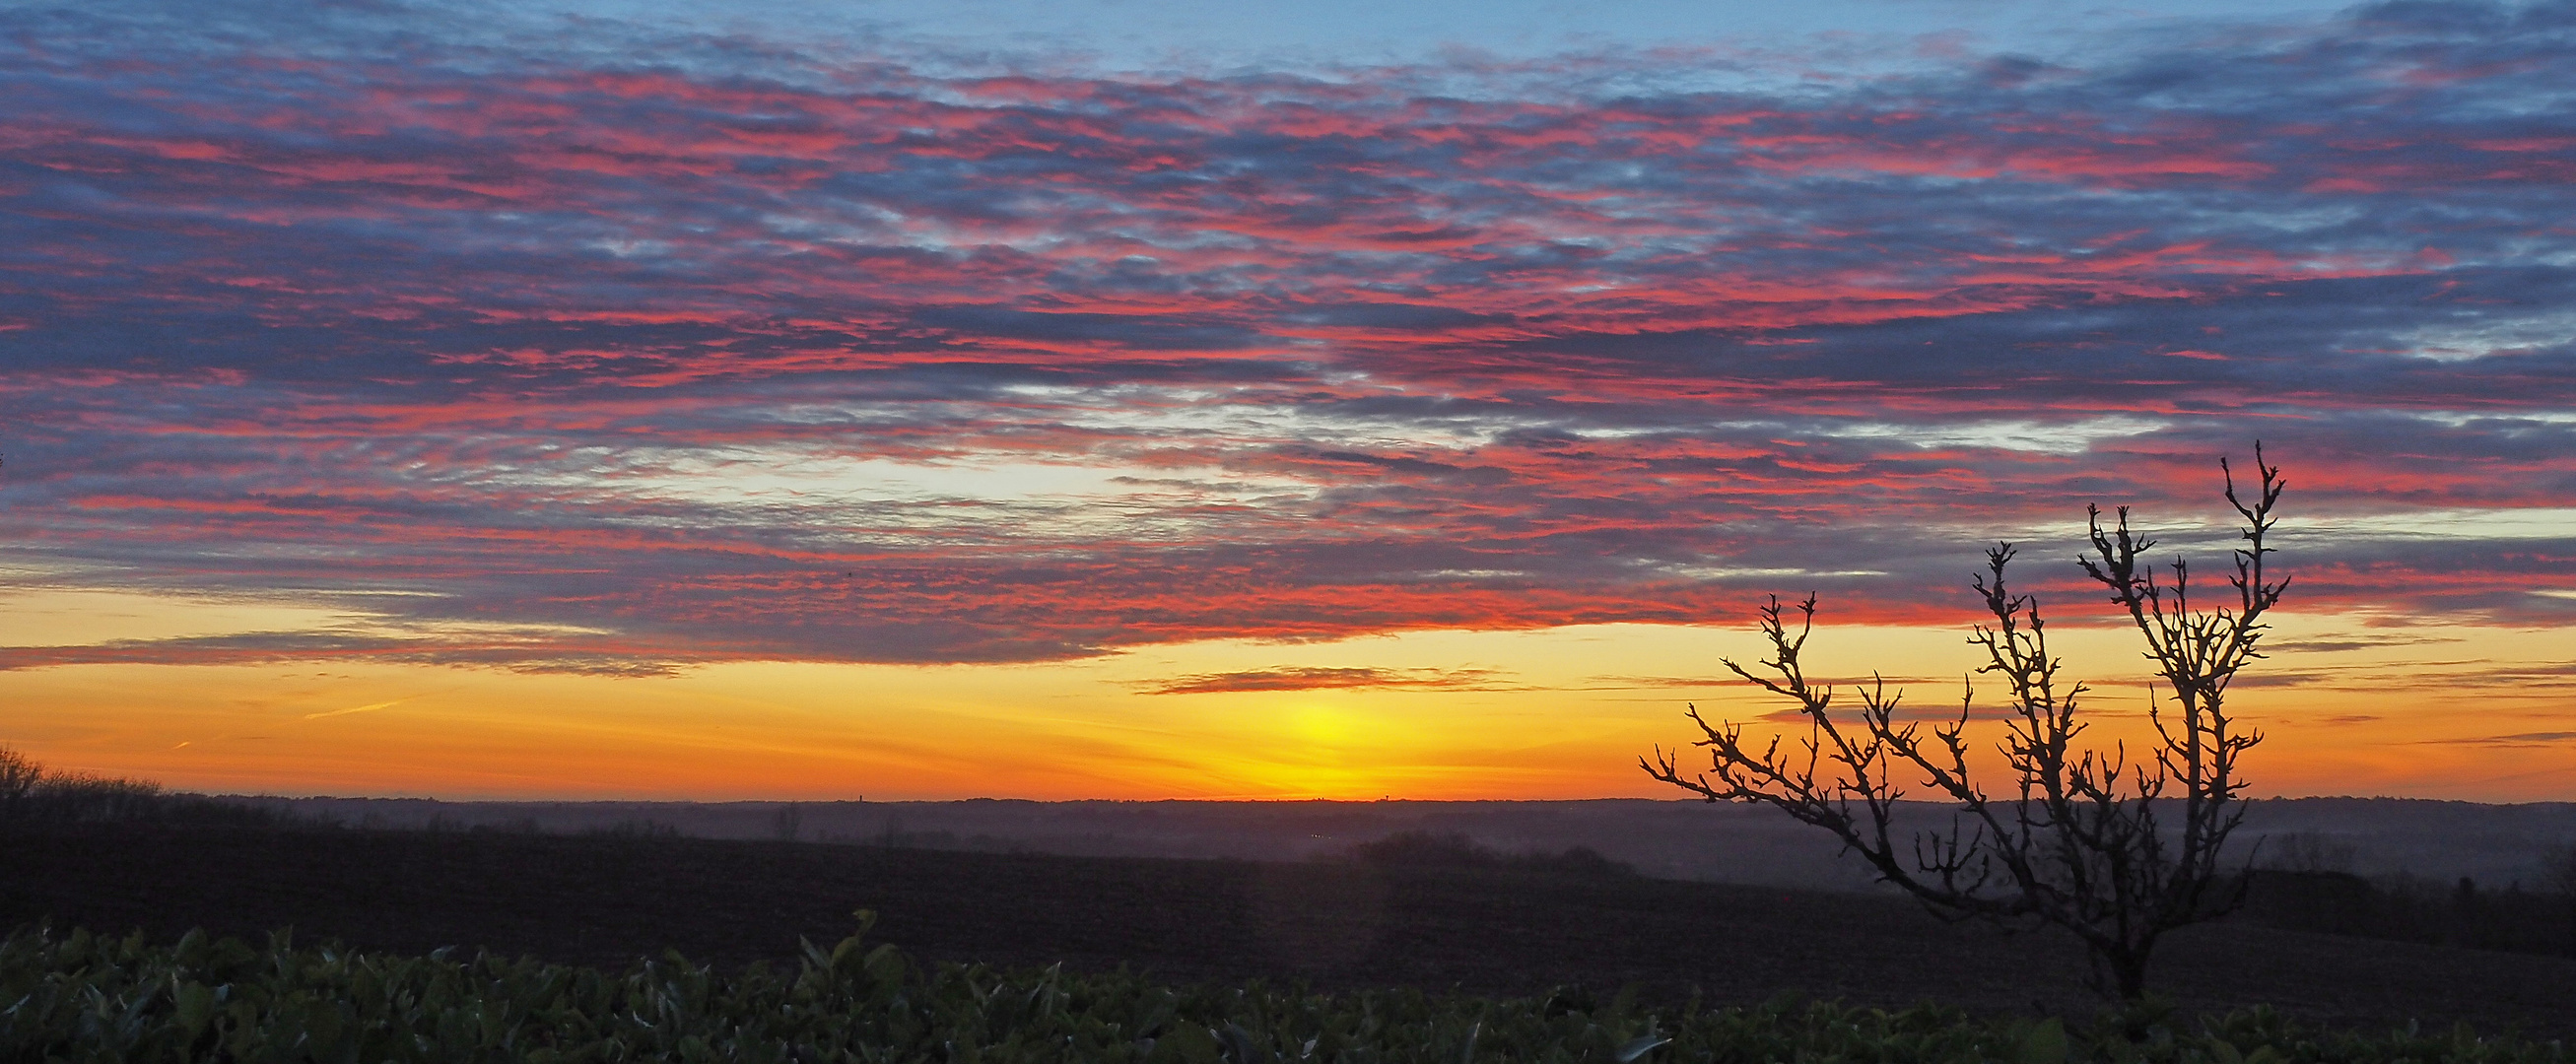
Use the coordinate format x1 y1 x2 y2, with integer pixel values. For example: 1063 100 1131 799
864 943 907 986
1614 1034 1669 1063
1219 1022 1268 1064
304 998 347 1055
2016 1019 2068 1064
1148 1025 1222 1064
173 981 217 1039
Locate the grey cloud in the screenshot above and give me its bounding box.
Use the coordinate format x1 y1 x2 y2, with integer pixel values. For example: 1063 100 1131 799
1 0 2572 666
2419 731 2576 746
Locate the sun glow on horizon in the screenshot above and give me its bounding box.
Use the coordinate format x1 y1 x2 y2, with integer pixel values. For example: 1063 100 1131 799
3 602 2569 803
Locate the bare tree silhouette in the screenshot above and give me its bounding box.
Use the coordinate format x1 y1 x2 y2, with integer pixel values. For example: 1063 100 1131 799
1644 446 2288 1000
0 745 40 821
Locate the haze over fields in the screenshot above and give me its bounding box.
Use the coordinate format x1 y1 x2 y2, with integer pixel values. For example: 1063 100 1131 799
220 796 2576 895
2 0 2572 801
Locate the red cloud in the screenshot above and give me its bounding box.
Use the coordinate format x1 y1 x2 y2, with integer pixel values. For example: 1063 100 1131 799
2 6 2572 667
1133 667 1518 695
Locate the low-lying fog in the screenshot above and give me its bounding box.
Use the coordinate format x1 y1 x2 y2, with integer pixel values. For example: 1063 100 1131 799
217 795 2576 894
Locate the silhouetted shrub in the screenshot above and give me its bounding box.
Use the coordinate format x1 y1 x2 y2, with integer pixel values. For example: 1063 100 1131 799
1526 845 1638 879
2548 844 2576 958
2232 866 2576 960
0 746 282 829
582 818 682 839
1353 831 1497 867
0 749 38 820
1351 831 1637 878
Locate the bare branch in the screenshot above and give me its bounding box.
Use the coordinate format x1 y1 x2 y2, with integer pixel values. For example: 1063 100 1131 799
1644 447 2288 1001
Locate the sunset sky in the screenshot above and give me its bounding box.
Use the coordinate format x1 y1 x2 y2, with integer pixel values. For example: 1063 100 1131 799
2 0 2571 802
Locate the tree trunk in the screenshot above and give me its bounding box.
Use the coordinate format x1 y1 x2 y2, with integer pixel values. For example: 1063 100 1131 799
2099 945 2148 1003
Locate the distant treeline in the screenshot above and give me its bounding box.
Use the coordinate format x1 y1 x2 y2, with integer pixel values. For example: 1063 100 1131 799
2242 867 2576 960
9 745 2574 961
0 748 278 829
1346 830 1638 879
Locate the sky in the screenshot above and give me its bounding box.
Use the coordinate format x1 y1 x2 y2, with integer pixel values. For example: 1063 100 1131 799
1 0 2572 802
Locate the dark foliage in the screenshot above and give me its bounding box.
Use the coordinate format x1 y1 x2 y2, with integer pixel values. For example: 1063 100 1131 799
9 923 2567 1064
6 823 2575 1036
2237 869 2576 959
0 746 281 829
1350 831 1637 879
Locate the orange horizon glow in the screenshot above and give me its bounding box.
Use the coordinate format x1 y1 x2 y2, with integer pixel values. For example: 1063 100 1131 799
7 606 2569 804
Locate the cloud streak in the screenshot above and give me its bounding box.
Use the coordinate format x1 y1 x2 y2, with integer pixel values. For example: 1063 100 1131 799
1 1 2572 669
1135 667 1517 695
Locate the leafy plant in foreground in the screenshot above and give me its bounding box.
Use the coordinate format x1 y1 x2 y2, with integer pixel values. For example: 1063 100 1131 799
3 918 2565 1064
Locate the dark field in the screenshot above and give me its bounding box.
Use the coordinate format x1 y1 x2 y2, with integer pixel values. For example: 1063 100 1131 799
7 825 2573 1037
